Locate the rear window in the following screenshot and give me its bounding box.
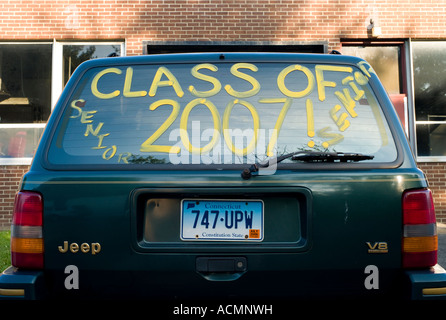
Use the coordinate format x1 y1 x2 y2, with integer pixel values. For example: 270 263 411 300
47 61 398 167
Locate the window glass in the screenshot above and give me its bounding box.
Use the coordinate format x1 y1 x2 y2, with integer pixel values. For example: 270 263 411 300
412 41 446 157
48 61 398 166
0 44 51 160
0 44 52 123
63 44 121 86
0 126 44 159
342 46 401 94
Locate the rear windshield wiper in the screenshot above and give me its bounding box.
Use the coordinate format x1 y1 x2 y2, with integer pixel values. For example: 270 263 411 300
292 151 374 163
241 151 374 180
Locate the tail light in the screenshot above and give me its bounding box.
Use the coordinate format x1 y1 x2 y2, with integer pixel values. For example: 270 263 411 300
402 188 437 268
10 191 44 269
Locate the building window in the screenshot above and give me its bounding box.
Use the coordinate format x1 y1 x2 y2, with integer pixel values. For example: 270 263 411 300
143 41 328 55
62 43 122 86
412 41 446 159
0 41 124 165
342 44 403 94
341 41 410 137
0 43 51 163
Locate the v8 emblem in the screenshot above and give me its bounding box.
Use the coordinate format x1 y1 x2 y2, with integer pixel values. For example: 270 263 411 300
366 242 388 253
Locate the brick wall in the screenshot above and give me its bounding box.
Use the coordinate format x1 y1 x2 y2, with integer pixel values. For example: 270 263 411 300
0 166 28 230
0 0 445 54
418 163 446 223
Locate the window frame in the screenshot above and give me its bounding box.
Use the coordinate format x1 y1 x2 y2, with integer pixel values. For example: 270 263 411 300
52 40 126 108
341 40 407 95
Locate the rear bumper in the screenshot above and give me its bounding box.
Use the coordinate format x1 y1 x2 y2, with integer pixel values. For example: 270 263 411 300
0 266 46 300
2 264 446 300
405 264 446 300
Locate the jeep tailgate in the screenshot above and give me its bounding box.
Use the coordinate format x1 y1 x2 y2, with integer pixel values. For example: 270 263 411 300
22 168 425 299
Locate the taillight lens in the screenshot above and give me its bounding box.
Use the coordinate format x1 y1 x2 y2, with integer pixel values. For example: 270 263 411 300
402 189 437 268
10 191 44 269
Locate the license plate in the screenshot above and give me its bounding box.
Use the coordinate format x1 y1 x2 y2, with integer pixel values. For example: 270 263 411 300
181 199 264 241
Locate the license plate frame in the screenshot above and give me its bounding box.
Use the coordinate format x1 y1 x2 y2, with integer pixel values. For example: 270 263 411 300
180 199 264 242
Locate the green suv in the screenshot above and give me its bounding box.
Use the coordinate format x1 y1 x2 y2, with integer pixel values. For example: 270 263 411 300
1 52 445 300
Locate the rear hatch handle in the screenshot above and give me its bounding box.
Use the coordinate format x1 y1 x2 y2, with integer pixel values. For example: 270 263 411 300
196 257 247 281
